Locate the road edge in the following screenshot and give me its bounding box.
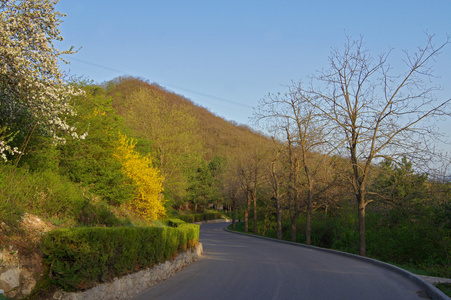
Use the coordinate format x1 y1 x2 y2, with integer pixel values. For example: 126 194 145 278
224 223 449 300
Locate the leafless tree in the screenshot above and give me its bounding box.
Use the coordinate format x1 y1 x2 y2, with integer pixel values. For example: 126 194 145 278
305 34 450 256
267 139 287 240
255 85 341 244
236 141 268 233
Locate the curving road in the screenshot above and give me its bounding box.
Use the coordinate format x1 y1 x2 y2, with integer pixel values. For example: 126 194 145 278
134 222 434 300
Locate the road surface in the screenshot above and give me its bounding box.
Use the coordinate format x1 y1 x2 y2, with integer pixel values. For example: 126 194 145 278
134 222 433 300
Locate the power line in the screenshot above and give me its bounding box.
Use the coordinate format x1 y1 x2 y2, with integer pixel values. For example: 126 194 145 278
163 84 252 109
66 57 253 109
68 57 125 75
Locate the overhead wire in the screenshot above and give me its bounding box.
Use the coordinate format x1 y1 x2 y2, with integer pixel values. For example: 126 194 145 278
65 57 253 109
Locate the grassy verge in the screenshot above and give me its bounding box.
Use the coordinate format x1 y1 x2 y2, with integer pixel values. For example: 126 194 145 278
435 284 451 297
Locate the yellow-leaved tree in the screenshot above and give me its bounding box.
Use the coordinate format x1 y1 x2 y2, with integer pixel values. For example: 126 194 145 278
114 133 166 220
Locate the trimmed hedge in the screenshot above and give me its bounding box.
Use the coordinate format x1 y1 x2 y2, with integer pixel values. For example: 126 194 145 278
41 223 199 292
176 212 223 223
166 218 186 227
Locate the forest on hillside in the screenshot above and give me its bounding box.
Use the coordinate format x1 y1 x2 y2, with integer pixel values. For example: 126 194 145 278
1 74 450 278
1 0 450 284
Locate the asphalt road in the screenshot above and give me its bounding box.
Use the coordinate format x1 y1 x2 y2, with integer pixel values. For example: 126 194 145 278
134 222 432 300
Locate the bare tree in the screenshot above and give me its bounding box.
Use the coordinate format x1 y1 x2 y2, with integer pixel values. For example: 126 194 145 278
222 163 245 230
255 85 340 244
236 140 268 233
267 140 286 240
306 34 451 256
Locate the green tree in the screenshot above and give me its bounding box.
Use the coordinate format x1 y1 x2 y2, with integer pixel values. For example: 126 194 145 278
372 157 428 219
58 84 132 205
187 156 226 212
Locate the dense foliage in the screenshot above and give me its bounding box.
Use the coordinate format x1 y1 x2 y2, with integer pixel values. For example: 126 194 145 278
175 212 224 223
114 133 166 220
41 222 199 291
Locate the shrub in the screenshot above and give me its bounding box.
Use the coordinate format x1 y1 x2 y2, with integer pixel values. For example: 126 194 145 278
166 218 186 228
177 212 223 223
0 165 86 228
77 200 132 227
41 224 199 291
114 133 166 220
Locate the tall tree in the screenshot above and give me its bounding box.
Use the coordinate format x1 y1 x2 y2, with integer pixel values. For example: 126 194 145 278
187 156 226 212
236 139 268 233
255 85 339 244
306 35 450 256
267 140 286 240
59 84 131 205
0 0 81 157
223 158 246 230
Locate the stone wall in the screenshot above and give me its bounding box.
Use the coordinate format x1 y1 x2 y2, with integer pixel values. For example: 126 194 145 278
1 214 49 299
0 246 45 299
52 243 203 300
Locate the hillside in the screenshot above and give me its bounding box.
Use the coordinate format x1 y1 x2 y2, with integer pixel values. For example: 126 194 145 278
105 76 267 161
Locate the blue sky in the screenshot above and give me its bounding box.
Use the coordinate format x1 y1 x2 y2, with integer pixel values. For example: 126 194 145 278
55 0 451 153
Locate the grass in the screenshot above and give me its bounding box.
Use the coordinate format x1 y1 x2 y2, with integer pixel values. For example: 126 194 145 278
434 283 451 297
389 262 436 277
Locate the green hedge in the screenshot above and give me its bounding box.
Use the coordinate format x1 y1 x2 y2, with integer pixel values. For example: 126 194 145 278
41 223 199 292
176 212 223 223
166 218 186 227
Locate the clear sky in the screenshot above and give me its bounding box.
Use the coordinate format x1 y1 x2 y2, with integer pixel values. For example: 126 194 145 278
55 0 451 154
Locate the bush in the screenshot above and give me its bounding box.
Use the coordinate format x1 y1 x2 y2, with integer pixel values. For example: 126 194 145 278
166 218 186 227
0 165 86 228
177 212 223 223
77 200 132 227
41 223 199 291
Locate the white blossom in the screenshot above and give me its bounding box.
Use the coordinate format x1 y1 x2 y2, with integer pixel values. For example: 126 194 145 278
0 127 22 161
0 0 85 155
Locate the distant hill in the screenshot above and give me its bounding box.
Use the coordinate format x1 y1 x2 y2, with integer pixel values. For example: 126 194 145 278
105 76 268 161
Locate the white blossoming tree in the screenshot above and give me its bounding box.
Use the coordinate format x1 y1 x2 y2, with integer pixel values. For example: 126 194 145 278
0 0 82 161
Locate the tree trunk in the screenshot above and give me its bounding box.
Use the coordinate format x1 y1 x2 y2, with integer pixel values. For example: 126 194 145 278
232 198 236 230
291 217 297 242
306 204 311 245
253 191 257 234
245 192 251 233
276 198 282 240
306 188 313 245
358 193 366 256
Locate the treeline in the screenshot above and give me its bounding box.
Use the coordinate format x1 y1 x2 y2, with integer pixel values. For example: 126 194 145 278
219 35 451 277
0 75 266 233
227 152 450 277
2 75 449 280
